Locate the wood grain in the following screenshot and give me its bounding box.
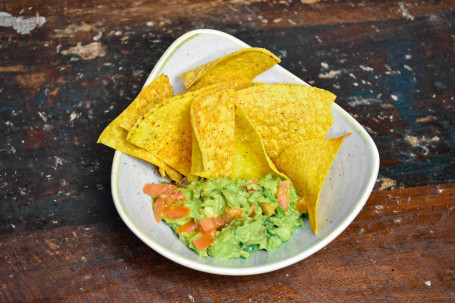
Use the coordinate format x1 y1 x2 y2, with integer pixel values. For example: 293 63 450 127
1 184 453 302
1 0 454 301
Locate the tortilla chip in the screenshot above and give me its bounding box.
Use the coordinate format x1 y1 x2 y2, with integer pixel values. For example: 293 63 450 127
182 48 280 91
275 134 350 234
127 84 225 176
234 83 336 161
191 85 236 178
97 118 182 182
191 132 205 175
117 74 174 131
231 106 287 180
97 74 182 182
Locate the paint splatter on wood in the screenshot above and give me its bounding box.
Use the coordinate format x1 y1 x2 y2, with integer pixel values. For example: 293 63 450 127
61 42 106 60
0 11 46 34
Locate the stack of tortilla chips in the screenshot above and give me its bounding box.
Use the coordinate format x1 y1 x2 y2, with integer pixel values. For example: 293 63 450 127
98 47 350 234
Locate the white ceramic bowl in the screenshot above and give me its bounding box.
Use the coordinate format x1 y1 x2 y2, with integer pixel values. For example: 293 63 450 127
111 29 379 275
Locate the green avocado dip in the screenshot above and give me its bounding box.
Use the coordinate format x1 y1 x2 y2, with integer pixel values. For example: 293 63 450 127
147 174 306 259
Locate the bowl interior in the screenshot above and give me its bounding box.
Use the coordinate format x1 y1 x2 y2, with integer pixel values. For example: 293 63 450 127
111 29 379 275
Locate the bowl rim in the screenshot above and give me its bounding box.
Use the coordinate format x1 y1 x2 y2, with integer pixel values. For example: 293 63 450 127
110 29 380 275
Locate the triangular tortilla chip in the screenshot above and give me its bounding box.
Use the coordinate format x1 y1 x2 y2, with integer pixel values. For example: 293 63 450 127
182 48 280 91
234 83 336 161
117 74 174 131
191 85 236 178
231 106 287 180
97 75 182 182
97 119 182 182
275 134 350 234
127 84 226 176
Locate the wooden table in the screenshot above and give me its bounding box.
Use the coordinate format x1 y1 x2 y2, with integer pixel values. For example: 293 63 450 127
1 1 454 301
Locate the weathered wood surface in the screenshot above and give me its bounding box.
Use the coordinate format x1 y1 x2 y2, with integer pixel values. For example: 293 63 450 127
1 0 454 302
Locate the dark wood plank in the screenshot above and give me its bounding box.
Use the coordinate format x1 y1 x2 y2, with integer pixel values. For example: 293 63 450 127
1 0 454 301
0 184 453 302
2 11 454 231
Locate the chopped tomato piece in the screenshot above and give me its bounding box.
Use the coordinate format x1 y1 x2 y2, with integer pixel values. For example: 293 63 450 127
199 217 225 234
173 191 186 201
277 181 292 211
226 206 243 218
153 196 165 223
176 220 198 235
221 207 243 224
249 203 257 217
250 180 259 185
163 195 176 205
193 234 214 251
143 183 175 196
161 205 190 221
163 190 187 205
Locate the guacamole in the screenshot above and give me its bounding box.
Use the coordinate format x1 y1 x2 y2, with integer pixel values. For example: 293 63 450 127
152 175 306 259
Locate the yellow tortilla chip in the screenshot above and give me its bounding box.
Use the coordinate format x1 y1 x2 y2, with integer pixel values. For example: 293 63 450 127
97 118 182 182
191 132 205 175
234 83 336 161
97 75 182 182
182 48 280 91
127 84 225 176
231 106 287 180
117 74 174 131
191 85 236 178
275 134 350 234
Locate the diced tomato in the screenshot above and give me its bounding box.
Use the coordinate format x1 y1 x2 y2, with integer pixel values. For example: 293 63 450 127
199 217 225 234
176 220 198 235
193 234 214 251
161 205 190 221
153 196 165 223
163 190 187 205
221 207 243 224
143 183 175 196
173 191 186 201
221 214 232 224
249 203 257 217
277 181 292 211
163 195 176 205
250 180 259 185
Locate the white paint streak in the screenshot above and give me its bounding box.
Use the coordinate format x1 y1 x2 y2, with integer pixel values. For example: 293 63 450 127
38 111 47 122
398 2 415 20
404 64 412 71
93 32 102 41
0 11 46 34
61 42 106 60
377 178 396 190
425 280 431 286
70 111 78 121
360 65 374 72
319 70 341 79
346 96 381 107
